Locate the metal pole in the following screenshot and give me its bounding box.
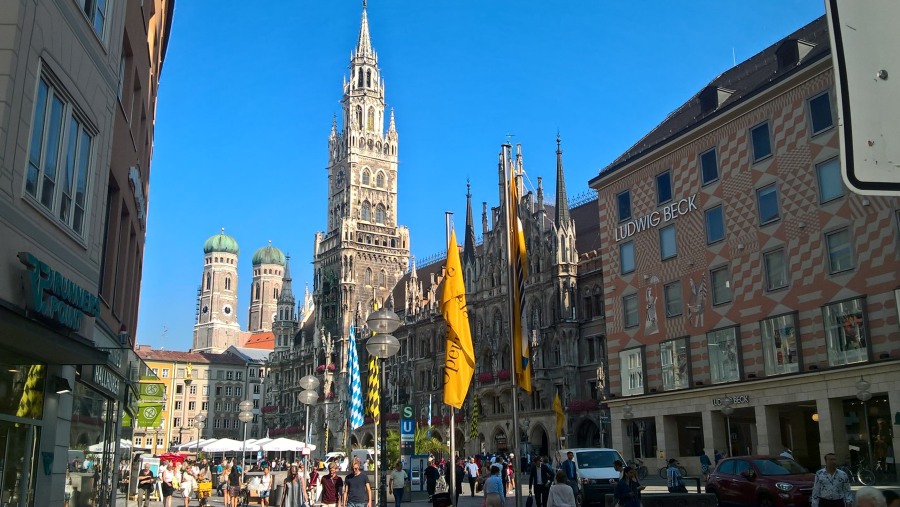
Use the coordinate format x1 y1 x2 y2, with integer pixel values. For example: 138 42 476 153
306 404 311 475
725 416 733 457
242 423 247 479
380 358 388 507
863 400 874 473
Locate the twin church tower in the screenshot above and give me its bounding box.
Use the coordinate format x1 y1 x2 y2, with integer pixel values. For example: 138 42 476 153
193 3 410 352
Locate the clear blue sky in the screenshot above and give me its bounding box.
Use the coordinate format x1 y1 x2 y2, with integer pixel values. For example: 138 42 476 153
137 1 825 349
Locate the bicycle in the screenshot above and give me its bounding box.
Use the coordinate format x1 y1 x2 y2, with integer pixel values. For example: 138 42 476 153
838 460 874 486
626 458 648 480
658 462 687 480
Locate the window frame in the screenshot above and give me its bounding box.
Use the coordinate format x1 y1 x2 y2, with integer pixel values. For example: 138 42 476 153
821 297 870 366
620 241 635 275
756 182 781 226
705 205 725 245
619 347 645 397
711 265 732 305
750 121 773 162
700 147 719 186
623 293 639 328
809 91 835 136
759 312 801 376
660 337 690 391
617 190 632 222
664 281 683 317
763 247 789 291
656 170 673 205
706 326 741 384
659 224 677 260
825 227 854 274
816 157 844 204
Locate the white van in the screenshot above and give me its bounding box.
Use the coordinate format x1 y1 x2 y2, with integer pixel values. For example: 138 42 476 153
559 448 626 505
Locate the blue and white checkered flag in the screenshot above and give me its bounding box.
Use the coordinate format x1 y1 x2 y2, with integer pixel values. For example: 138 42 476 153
347 325 364 430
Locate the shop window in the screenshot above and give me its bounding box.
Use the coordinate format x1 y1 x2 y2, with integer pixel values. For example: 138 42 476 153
750 122 772 162
763 248 789 291
675 415 704 457
809 92 834 135
706 205 725 244
656 171 672 204
660 337 689 391
620 241 635 274
664 281 683 317
757 183 780 225
625 417 657 459
619 347 644 396
70 381 115 506
660 225 677 260
759 313 801 376
711 266 732 305
822 297 869 366
623 294 639 328
707 326 740 384
826 228 853 273
816 158 844 203
617 190 632 222
700 148 719 185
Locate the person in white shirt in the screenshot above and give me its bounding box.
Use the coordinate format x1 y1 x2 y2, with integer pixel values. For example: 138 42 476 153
465 457 480 497
388 461 408 507
811 453 851 507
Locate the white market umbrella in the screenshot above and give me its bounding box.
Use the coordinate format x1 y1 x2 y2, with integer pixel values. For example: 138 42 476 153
261 438 306 452
179 438 218 451
202 438 260 453
88 439 132 452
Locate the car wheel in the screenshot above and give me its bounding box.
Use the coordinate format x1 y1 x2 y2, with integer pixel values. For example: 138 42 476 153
758 494 775 507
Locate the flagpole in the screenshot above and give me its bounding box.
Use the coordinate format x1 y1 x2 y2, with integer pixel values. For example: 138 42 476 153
502 143 523 507
446 211 458 505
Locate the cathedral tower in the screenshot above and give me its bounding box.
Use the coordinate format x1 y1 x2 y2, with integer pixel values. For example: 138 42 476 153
193 229 242 352
314 1 411 346
248 242 285 332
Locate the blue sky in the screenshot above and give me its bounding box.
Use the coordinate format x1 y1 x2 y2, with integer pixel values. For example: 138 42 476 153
137 1 825 349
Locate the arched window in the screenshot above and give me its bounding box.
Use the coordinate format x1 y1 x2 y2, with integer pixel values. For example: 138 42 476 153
205 273 211 290
362 170 370 185
361 202 371 221
365 268 372 286
254 283 260 301
274 288 279 299
376 172 385 188
379 270 387 287
225 276 231 291
367 107 375 131
375 204 386 224
357 68 363 88
366 69 371 87
355 105 362 127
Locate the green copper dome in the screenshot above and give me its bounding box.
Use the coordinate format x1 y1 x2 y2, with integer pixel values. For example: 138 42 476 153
203 229 240 255
252 243 285 266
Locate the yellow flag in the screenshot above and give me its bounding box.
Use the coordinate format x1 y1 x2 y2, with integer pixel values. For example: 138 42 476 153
442 229 475 409
509 158 532 393
553 392 565 439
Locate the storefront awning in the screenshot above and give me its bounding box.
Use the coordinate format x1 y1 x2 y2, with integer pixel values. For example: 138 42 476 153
0 303 108 365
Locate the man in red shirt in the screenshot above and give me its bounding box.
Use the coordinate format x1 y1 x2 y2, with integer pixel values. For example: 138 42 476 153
320 463 344 507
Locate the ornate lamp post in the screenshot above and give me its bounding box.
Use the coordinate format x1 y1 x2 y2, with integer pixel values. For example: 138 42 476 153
366 308 401 507
856 377 874 473
721 399 734 457
298 375 320 472
238 400 254 474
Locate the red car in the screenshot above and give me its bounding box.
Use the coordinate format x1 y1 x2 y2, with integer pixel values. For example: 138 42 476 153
705 455 814 507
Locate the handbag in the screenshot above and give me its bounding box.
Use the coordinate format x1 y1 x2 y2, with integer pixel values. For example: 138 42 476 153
525 494 534 507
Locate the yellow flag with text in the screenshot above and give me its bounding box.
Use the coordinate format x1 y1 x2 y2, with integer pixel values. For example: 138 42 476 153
442 229 475 409
509 159 532 393
553 392 565 439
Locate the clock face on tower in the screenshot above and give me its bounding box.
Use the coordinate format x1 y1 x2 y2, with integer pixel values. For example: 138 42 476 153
223 304 233 316
201 305 209 314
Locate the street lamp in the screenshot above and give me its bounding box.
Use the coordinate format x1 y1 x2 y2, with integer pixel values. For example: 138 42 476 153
721 399 734 457
239 400 254 475
856 377 874 474
298 375 320 472
193 413 207 458
366 308 401 507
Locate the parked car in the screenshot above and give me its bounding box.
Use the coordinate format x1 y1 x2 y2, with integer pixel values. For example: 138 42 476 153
559 448 627 506
705 455 814 507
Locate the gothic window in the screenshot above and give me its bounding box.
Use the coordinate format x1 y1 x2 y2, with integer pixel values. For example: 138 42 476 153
254 283 260 301
362 170 370 185
367 107 375 131
274 287 279 299
366 69 371 87
376 172 385 188
365 268 372 286
225 276 231 291
205 273 211 290
361 201 371 221
375 204 386 224
357 68 363 88
355 105 362 128
552 340 562 366
379 270 386 288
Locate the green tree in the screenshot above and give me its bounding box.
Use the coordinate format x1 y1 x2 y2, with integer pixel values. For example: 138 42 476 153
384 427 449 466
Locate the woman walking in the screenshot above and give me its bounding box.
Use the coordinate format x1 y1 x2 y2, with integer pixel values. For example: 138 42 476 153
180 465 197 507
161 461 176 507
282 464 308 507
613 467 643 507
228 464 243 507
546 470 577 507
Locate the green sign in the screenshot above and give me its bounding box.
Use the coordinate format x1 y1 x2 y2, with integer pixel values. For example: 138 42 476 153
139 383 165 400
136 403 163 427
18 252 99 332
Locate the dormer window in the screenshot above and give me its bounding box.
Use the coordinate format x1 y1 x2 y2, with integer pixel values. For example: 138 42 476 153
776 39 815 71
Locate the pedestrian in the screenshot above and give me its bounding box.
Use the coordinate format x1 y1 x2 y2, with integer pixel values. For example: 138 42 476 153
320 463 344 507
179 466 197 507
780 448 794 460
699 449 712 481
483 464 505 507
343 459 372 507
228 464 243 507
714 450 723 465
546 470 577 507
161 461 176 507
388 461 408 507
454 458 466 506
854 486 886 507
137 463 155 507
560 451 580 499
528 456 554 507
258 466 273 507
465 457 480 496
665 459 687 493
811 453 851 507
282 465 307 507
613 467 642 507
424 459 441 500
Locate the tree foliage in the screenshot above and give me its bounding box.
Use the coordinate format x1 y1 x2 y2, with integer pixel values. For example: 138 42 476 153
384 427 449 466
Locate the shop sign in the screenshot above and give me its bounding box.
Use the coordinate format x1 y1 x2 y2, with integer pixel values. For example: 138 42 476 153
90 365 121 396
17 252 99 333
614 194 698 242
711 395 751 406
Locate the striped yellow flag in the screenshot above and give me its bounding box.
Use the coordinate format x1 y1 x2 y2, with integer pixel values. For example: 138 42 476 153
508 157 532 393
441 229 475 409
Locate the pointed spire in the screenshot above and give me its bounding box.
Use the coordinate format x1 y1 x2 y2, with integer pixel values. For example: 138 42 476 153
464 180 477 267
278 255 295 305
356 0 373 57
388 108 396 132
331 113 337 136
555 133 571 227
